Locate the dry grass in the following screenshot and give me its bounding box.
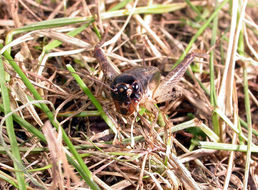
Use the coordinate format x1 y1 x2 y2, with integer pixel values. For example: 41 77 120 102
0 0 257 189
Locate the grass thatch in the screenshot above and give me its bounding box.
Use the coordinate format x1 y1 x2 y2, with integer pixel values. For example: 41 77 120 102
0 0 257 189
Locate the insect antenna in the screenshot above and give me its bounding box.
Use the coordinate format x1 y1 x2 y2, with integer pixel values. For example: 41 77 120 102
77 72 115 92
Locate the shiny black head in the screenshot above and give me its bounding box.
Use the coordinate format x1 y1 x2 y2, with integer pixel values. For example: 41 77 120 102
111 74 143 103
110 74 143 115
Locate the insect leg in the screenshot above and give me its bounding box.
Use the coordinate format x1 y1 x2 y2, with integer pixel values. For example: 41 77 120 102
94 44 121 84
154 52 208 103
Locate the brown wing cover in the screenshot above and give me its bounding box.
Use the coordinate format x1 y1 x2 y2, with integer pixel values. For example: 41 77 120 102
124 66 160 96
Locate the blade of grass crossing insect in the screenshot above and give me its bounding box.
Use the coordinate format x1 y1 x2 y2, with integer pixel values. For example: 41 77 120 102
0 58 27 189
66 64 118 135
1 46 100 190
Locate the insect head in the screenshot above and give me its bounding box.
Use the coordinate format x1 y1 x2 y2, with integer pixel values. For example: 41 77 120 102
111 74 143 115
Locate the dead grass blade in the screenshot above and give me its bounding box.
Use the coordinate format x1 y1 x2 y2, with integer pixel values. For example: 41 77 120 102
42 120 80 189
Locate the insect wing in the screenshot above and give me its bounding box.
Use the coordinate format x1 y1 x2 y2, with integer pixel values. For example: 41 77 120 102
124 66 161 99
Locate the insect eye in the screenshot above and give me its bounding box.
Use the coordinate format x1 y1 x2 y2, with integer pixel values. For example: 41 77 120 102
132 82 139 91
118 85 127 93
124 101 130 106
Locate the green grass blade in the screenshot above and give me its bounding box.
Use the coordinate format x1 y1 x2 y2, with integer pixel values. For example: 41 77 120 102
0 170 19 189
210 0 220 136
174 0 230 66
108 0 133 11
6 2 201 48
242 35 253 190
43 22 92 53
0 103 46 142
240 118 258 136
184 0 203 20
38 22 93 69
9 17 94 35
0 58 27 189
171 119 219 142
66 64 118 134
214 108 250 143
1 48 100 190
199 142 258 152
5 17 94 53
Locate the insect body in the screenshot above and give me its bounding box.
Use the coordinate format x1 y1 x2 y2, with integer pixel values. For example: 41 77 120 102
94 45 206 115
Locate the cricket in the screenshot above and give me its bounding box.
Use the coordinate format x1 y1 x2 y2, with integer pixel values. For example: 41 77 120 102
94 44 208 115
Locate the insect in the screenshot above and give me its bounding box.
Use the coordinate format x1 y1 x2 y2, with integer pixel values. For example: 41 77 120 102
94 44 207 115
